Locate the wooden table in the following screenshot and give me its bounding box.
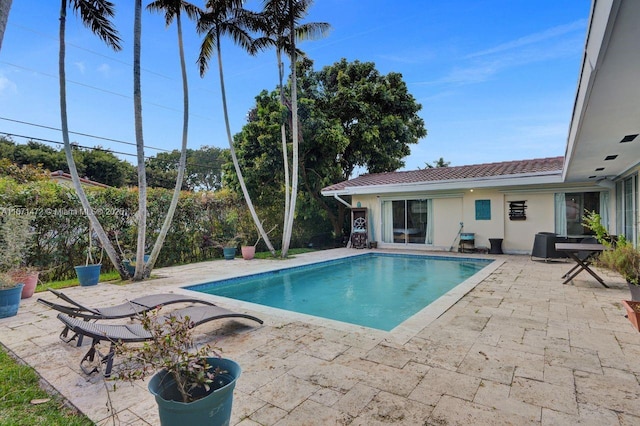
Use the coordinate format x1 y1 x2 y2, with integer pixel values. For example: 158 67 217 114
555 242 608 288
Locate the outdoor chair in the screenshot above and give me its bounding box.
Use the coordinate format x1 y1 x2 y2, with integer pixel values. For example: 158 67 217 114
38 289 218 346
531 232 569 261
55 305 263 376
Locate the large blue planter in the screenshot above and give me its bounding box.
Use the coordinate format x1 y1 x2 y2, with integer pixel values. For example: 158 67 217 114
0 283 24 318
149 358 240 426
222 247 236 260
75 264 101 287
123 254 150 276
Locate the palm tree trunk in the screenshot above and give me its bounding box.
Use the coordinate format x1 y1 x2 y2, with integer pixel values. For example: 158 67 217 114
277 48 290 238
59 0 125 278
146 12 189 277
133 0 147 280
281 5 298 258
0 0 12 52
216 35 276 256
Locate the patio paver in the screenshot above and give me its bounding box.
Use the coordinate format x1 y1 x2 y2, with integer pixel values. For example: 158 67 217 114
1 248 639 425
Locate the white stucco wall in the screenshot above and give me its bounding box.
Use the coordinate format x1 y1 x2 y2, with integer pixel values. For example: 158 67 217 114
350 185 618 254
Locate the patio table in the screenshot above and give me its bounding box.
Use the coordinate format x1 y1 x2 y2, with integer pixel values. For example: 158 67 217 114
555 242 608 288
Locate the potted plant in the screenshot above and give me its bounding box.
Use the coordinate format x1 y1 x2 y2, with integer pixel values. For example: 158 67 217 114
0 212 38 299
0 273 24 319
74 223 102 287
113 309 241 425
621 300 640 332
583 211 640 300
240 223 277 260
222 236 241 260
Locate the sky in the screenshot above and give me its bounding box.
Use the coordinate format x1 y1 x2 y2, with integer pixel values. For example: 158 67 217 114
0 0 591 174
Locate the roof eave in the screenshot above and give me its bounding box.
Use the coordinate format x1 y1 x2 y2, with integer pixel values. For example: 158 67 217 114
321 172 564 196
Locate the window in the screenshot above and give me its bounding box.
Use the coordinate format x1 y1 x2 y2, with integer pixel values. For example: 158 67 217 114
555 191 606 236
616 175 637 244
381 199 433 244
475 200 491 220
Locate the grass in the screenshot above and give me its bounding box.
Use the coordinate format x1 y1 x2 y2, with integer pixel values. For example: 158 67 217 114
35 270 120 293
0 347 93 426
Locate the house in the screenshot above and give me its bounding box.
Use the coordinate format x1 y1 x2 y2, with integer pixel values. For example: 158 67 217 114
321 0 639 254
50 170 110 189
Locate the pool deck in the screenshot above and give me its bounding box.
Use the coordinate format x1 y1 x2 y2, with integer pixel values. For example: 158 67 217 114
2 248 640 425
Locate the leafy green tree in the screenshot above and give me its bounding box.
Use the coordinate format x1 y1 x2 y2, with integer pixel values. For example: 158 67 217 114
232 58 426 237
78 146 133 187
145 146 226 191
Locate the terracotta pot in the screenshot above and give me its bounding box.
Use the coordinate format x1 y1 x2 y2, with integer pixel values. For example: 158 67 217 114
622 300 640 332
11 271 39 299
241 246 255 260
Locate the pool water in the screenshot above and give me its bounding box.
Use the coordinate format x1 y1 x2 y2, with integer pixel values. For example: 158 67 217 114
187 253 491 331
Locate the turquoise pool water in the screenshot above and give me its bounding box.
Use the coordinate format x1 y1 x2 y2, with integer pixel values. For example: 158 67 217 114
187 253 491 331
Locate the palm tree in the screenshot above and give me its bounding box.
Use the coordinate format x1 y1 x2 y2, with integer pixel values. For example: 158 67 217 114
58 0 127 277
256 0 329 257
132 0 147 280
144 0 200 279
0 0 12 52
197 0 276 256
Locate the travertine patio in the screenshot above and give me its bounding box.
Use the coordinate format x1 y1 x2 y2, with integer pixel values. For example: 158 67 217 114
1 248 639 425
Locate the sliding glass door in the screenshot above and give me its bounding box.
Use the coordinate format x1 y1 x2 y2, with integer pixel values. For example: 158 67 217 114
381 199 432 244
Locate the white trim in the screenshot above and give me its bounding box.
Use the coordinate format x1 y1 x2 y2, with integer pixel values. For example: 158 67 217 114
322 173 563 196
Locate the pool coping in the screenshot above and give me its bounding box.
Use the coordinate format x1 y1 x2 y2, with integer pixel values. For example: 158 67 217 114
182 250 504 345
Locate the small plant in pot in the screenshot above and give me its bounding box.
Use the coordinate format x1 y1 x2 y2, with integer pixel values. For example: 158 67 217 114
0 272 24 318
113 309 241 425
0 211 38 299
74 223 102 287
240 223 277 260
583 211 640 300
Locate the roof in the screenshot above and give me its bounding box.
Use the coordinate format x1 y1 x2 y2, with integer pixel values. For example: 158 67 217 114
50 170 110 188
322 156 565 194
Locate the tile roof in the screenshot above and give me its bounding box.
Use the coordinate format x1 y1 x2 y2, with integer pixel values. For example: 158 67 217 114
322 156 564 192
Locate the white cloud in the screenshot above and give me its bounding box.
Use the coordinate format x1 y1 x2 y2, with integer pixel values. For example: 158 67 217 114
97 63 111 78
465 19 587 59
74 62 86 74
0 74 17 95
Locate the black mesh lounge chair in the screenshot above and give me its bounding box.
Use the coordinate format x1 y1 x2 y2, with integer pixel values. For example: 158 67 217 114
38 289 218 345
56 305 263 376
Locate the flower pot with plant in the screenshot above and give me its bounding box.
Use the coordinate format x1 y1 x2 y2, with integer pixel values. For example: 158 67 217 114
240 223 277 260
583 211 640 300
0 273 24 319
113 309 240 425
621 300 640 332
75 223 102 287
0 212 38 299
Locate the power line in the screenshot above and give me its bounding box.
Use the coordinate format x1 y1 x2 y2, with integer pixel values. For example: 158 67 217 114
0 117 170 153
0 131 227 173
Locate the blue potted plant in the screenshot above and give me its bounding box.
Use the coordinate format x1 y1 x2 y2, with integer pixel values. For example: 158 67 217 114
114 310 241 425
74 224 101 287
0 274 24 318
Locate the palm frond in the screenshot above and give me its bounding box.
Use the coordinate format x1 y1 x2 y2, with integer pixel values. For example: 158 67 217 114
71 0 122 50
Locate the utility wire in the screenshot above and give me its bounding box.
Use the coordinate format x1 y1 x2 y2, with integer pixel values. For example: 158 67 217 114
0 131 226 173
0 117 170 153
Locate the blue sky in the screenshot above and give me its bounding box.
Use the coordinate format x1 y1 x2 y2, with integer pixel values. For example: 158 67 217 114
0 0 590 173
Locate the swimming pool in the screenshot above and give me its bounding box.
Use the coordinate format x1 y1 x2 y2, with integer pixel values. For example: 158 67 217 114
187 253 492 331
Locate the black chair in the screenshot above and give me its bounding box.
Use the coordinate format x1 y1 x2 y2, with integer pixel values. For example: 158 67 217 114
531 232 568 261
